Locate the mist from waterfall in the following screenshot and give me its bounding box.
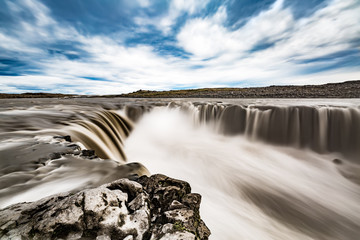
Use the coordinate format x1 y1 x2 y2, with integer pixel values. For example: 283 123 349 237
125 103 360 240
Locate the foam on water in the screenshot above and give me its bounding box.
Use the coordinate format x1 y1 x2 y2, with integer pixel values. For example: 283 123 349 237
1 98 360 239
125 107 360 240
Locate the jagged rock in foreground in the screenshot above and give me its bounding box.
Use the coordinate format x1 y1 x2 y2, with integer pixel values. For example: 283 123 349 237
0 174 210 240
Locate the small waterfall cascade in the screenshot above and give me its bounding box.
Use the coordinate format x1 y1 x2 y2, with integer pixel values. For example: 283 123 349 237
169 102 360 160
65 110 133 162
124 105 153 122
0 107 147 208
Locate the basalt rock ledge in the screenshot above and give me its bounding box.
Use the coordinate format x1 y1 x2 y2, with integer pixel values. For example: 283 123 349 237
0 174 210 240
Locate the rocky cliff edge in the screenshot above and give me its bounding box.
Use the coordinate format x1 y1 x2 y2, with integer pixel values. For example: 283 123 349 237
0 174 210 240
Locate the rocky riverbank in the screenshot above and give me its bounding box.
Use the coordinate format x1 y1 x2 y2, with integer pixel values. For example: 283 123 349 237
0 174 210 240
119 80 360 98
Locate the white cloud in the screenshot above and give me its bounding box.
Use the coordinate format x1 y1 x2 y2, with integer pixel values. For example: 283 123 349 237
1 0 79 54
0 0 359 94
176 6 238 59
178 0 360 62
175 0 360 85
0 32 40 53
6 0 55 26
135 0 210 34
170 0 210 16
137 0 151 8
21 0 55 26
177 0 294 59
281 0 360 60
161 0 211 34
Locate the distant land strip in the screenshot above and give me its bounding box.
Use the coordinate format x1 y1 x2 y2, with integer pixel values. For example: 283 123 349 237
1 80 359 99
0 92 75 99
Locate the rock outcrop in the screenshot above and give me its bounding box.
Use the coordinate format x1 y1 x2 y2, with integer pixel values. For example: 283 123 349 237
0 174 210 240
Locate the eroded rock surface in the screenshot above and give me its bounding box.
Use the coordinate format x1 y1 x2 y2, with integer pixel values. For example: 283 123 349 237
0 174 210 240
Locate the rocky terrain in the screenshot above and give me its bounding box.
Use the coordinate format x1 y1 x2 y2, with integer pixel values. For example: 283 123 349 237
0 174 210 240
1 80 359 99
0 93 76 99
119 80 360 98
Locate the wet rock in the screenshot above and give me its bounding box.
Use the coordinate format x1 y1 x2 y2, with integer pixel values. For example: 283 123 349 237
168 200 186 210
136 174 210 240
137 174 191 195
107 178 143 202
197 220 212 239
53 135 72 142
333 158 342 164
67 144 81 150
0 174 210 240
182 193 202 211
49 152 61 160
81 149 96 157
128 193 148 212
41 142 83 161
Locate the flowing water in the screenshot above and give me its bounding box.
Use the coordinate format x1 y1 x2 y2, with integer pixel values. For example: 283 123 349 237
1 98 360 239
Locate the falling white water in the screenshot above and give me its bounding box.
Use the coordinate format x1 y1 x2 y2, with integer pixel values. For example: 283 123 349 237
125 107 360 240
1 98 360 239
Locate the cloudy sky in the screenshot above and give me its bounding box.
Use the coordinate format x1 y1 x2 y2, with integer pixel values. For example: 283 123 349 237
0 0 359 94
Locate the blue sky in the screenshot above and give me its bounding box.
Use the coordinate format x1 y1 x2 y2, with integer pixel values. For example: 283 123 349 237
0 0 359 94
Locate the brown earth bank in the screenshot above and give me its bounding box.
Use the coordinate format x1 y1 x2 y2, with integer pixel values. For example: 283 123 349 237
1 80 359 98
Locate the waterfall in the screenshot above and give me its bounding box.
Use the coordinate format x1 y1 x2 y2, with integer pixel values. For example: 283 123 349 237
174 102 360 161
0 107 134 162
1 99 360 239
65 110 133 162
55 101 359 163
125 102 360 240
120 101 360 160
0 107 146 208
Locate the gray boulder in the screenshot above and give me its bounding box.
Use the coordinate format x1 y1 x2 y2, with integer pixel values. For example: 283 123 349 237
0 174 210 240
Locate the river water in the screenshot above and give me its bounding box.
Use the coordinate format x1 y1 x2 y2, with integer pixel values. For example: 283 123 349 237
1 98 360 240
